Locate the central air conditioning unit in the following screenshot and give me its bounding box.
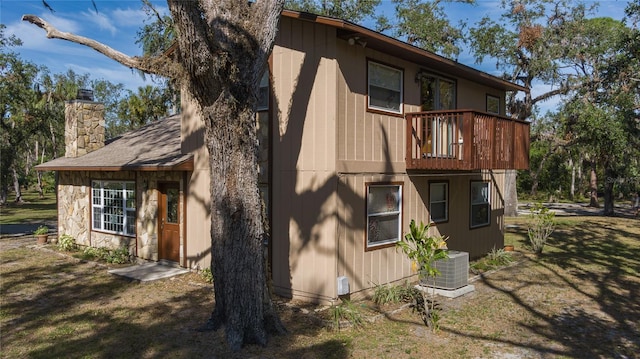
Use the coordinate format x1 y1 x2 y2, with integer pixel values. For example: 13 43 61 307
420 250 469 290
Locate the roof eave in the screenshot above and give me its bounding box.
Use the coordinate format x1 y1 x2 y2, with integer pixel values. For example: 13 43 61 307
35 159 194 172
281 9 529 94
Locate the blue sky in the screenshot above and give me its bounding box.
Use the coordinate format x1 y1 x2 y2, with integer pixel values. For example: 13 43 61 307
1 0 631 111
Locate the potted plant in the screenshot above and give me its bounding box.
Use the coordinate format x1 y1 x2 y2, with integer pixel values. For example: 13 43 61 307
34 225 49 244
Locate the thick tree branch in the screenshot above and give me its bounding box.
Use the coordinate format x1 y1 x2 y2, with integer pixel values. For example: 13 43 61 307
250 0 284 74
22 14 172 78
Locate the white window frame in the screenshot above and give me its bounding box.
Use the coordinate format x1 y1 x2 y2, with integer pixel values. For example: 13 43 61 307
470 181 490 228
429 181 448 223
257 70 269 111
92 180 136 236
366 183 403 250
368 61 403 114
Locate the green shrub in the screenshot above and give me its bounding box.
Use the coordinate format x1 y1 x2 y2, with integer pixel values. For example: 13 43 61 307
396 219 448 331
200 268 213 283
81 247 109 261
372 283 417 306
34 225 48 235
527 203 556 254
58 235 77 251
486 247 514 267
330 300 363 330
80 246 129 264
471 247 514 274
106 247 130 264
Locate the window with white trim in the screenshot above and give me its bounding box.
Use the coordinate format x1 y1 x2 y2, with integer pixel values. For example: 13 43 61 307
257 70 269 111
368 61 403 114
92 180 136 236
429 182 448 223
366 183 402 249
470 181 490 228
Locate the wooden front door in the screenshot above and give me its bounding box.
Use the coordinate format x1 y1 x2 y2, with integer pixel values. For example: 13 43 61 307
159 183 180 262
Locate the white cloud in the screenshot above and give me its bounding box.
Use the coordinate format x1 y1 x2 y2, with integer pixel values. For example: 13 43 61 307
41 12 82 33
112 7 148 28
81 9 117 36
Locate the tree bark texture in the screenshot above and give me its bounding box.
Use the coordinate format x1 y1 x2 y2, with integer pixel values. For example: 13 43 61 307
24 0 286 351
12 167 22 203
504 170 519 217
603 166 615 216
589 160 599 207
167 0 286 350
569 157 575 201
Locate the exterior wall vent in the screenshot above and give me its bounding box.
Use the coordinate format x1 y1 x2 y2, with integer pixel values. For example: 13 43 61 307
337 276 350 296
422 250 469 290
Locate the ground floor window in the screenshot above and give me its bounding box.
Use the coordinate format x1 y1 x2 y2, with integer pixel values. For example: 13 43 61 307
92 180 136 236
366 182 403 250
430 181 448 223
470 181 490 228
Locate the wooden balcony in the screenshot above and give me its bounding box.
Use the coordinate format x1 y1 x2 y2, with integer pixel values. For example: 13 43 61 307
405 110 530 171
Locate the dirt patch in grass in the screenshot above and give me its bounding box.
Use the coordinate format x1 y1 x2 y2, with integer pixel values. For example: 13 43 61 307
2 215 639 358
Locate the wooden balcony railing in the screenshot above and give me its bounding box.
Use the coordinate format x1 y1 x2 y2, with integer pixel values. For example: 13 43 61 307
405 110 530 171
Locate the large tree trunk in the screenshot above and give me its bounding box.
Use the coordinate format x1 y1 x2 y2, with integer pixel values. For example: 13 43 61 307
603 166 615 216
167 0 286 351
589 160 599 207
569 157 575 201
504 170 519 217
23 0 286 351
35 140 44 198
202 95 285 349
12 167 22 203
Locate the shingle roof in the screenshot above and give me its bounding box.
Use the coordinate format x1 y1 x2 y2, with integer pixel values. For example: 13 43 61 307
36 114 193 172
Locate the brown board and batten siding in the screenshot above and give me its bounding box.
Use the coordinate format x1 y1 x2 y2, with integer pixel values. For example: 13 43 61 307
181 92 213 270
270 16 339 302
337 174 434 294
332 27 511 295
334 40 421 295
336 39 419 171
427 173 505 258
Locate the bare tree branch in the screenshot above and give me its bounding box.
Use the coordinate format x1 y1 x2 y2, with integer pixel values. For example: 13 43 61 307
22 14 172 78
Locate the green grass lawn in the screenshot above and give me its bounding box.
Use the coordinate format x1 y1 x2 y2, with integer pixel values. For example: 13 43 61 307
0 191 57 224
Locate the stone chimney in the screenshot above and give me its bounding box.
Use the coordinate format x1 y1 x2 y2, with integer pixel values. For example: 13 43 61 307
64 89 105 158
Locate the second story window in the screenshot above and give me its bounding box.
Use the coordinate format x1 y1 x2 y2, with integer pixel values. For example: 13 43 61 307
368 61 403 114
419 73 456 111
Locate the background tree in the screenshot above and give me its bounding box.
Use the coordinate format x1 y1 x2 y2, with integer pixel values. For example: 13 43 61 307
377 0 473 59
91 79 126 139
563 18 634 215
469 0 594 215
135 0 180 118
285 0 380 23
114 85 170 137
24 0 287 350
0 26 41 204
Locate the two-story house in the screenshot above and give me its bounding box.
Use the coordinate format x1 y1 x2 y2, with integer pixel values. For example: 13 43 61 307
38 10 529 304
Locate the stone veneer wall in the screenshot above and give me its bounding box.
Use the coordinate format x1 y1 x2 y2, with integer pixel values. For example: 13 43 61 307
65 101 105 158
136 171 184 262
57 170 184 262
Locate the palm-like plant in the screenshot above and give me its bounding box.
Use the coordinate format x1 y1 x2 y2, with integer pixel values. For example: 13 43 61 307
396 219 448 331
